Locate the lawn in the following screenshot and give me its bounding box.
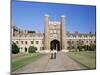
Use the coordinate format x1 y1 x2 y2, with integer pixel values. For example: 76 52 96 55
11 53 45 72
67 51 96 69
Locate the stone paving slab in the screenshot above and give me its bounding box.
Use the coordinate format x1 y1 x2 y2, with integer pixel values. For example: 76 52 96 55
12 52 87 74
44 52 86 72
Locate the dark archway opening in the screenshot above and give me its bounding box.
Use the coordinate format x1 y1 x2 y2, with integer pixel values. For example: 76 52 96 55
50 40 60 51
25 47 27 52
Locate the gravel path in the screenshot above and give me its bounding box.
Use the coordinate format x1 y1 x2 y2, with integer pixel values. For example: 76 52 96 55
12 52 86 74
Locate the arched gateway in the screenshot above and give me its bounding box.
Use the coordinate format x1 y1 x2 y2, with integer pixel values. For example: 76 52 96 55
50 40 60 51
44 15 67 51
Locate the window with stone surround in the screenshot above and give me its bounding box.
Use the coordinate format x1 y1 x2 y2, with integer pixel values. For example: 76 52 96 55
31 41 34 44
21 41 23 44
94 40 96 43
16 41 18 44
36 41 39 44
25 41 27 44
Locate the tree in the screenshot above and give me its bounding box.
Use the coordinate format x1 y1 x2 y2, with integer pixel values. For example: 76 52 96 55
83 45 88 51
76 40 84 51
28 46 37 53
77 46 83 51
89 43 96 51
12 42 19 54
67 41 73 51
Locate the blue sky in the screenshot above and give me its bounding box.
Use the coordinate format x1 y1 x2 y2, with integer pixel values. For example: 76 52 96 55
12 0 96 33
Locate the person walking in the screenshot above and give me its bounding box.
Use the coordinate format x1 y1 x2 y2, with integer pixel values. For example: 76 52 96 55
50 49 54 59
54 49 57 59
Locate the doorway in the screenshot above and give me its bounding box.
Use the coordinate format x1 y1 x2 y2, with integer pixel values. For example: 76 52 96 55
50 40 60 51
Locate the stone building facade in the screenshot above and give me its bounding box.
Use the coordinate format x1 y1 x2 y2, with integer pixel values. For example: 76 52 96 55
12 15 96 53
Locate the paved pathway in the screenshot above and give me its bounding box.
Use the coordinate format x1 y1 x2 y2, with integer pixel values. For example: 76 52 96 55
12 52 87 74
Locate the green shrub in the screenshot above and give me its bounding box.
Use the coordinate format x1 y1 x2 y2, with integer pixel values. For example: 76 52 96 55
82 44 96 51
12 42 19 54
89 44 96 51
77 46 83 51
83 45 88 51
28 46 37 53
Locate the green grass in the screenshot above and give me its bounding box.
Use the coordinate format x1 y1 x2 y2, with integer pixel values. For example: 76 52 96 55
12 53 45 72
67 51 96 69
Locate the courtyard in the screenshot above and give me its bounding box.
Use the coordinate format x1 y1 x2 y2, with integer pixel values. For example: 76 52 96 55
11 51 96 74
